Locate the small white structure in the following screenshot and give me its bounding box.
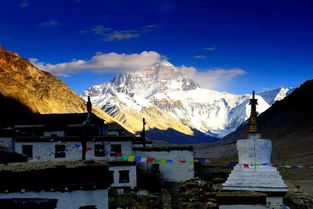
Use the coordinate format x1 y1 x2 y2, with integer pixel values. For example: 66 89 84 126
223 138 288 192
222 91 288 209
108 161 137 189
133 146 194 182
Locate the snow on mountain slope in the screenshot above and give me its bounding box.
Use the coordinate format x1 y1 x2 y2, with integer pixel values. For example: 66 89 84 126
259 87 294 105
81 61 293 139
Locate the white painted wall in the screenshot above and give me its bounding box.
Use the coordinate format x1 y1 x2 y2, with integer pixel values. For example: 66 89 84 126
109 165 137 188
134 150 194 182
237 138 272 164
44 131 65 137
266 197 284 208
219 205 266 209
14 141 132 162
0 189 108 209
0 137 13 150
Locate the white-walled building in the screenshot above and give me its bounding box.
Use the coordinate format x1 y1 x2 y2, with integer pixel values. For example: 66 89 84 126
133 146 194 182
12 136 133 162
0 161 111 209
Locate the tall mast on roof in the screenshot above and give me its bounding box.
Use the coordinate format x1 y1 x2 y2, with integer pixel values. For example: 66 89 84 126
140 118 147 147
87 96 92 114
247 91 260 137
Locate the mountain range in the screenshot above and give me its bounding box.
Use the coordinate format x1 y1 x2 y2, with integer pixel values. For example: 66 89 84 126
81 61 293 142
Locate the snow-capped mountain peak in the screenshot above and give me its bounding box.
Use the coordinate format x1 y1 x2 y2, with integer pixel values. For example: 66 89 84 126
81 60 293 140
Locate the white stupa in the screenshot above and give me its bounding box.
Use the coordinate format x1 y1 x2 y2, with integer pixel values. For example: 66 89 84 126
222 91 288 207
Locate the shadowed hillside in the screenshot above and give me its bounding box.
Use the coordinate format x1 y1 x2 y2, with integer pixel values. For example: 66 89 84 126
195 79 313 165
0 93 34 127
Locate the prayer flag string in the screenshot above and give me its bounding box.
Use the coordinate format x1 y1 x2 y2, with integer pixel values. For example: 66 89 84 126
27 141 313 169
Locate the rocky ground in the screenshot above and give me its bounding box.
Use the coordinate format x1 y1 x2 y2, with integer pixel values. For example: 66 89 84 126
109 163 313 209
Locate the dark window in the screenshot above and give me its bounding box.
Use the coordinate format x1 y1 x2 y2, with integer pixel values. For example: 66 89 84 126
22 145 33 158
94 144 105 157
79 206 97 209
110 144 121 156
109 170 114 183
119 170 130 183
55 145 66 158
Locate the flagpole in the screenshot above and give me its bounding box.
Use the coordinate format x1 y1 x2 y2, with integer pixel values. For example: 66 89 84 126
253 133 257 171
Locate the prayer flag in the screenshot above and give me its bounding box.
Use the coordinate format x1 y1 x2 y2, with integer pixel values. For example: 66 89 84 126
166 160 173 164
116 153 123 157
86 147 92 151
198 158 206 163
230 162 236 167
179 160 186 163
135 156 141 162
122 155 129 161
160 159 167 164
243 164 249 168
147 158 154 163
140 157 147 162
154 159 161 163
128 155 135 162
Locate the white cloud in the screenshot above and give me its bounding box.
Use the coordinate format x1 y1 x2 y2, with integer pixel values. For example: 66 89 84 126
204 47 215 51
142 24 160 33
85 24 159 41
194 55 206 59
20 0 29 7
30 51 246 90
91 25 112 35
39 19 59 28
105 30 140 41
177 66 246 90
30 51 163 76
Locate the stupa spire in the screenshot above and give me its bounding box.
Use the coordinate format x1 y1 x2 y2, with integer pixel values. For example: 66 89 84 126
247 90 260 136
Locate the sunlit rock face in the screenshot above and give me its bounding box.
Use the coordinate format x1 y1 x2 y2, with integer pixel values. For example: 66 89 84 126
0 46 126 132
0 46 86 113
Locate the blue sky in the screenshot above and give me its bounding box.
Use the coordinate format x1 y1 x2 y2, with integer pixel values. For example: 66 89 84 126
0 0 312 94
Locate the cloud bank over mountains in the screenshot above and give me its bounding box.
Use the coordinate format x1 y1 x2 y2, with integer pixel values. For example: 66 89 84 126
30 51 246 90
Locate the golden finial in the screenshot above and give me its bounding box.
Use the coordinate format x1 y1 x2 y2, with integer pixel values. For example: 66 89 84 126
247 91 261 138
